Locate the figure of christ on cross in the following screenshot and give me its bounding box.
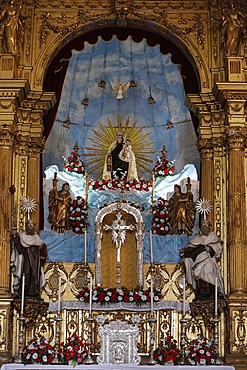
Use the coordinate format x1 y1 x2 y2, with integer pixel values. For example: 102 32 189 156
103 212 135 264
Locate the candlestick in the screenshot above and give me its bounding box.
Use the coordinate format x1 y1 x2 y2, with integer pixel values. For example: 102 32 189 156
84 230 87 264
150 230 153 263
89 275 93 316
117 247 120 263
182 276 186 316
215 275 218 316
57 275 61 315
21 274 25 315
150 278 154 314
152 172 155 203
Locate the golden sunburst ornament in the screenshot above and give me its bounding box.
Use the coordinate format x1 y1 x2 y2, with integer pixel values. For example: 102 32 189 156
20 196 37 220
85 117 155 179
195 198 213 220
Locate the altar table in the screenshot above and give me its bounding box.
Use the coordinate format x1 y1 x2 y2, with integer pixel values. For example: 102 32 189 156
0 364 235 370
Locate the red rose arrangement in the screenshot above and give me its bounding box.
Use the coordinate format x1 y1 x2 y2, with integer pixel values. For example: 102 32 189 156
88 179 152 192
78 286 162 306
68 196 88 234
185 335 218 365
153 335 180 365
22 334 53 364
152 197 171 235
63 150 85 174
59 333 88 366
153 152 175 178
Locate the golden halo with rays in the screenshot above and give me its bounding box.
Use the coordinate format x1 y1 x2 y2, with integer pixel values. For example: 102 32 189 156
85 117 155 179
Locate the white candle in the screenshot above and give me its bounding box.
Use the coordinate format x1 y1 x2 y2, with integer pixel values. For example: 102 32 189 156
215 275 218 316
150 230 153 263
182 276 186 316
89 276 93 316
117 247 120 263
21 274 25 315
84 230 87 264
57 275 61 315
150 278 154 314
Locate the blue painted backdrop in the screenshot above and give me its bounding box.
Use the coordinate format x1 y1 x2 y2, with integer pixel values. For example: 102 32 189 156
42 36 200 264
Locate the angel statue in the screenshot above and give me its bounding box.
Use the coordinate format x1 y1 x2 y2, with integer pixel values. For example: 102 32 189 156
111 80 130 99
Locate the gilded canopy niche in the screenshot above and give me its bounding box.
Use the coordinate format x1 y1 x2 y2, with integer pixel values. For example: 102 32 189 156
94 201 144 288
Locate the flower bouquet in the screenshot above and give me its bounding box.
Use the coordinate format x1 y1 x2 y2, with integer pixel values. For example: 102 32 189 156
63 150 85 174
22 334 53 364
88 178 152 192
68 196 88 234
152 197 171 235
153 152 175 178
153 335 180 365
78 286 162 306
59 333 88 366
185 335 218 365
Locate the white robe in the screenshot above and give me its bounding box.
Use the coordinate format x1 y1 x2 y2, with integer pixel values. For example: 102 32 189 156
184 232 224 294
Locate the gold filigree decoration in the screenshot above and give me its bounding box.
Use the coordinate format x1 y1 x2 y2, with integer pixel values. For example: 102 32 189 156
69 263 94 297
13 299 49 329
43 262 67 302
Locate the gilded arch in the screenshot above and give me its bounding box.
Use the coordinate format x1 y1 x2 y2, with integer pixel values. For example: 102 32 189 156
33 18 209 93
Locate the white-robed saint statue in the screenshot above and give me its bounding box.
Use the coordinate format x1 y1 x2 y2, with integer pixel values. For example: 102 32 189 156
181 219 224 300
103 135 138 181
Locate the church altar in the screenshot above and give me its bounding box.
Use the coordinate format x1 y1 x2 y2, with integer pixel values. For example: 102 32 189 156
0 364 236 370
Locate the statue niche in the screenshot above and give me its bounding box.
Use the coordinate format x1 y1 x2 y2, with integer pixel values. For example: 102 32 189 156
94 202 144 288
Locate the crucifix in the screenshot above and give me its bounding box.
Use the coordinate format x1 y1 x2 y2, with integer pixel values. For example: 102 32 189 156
103 212 135 287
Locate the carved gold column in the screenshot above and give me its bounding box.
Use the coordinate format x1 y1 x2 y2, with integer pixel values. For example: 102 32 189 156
27 137 45 228
0 125 15 297
214 83 247 368
186 94 225 226
226 129 247 296
197 138 214 223
214 83 247 297
17 93 55 228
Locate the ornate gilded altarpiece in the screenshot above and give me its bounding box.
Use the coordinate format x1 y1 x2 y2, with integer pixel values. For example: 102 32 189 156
0 0 247 368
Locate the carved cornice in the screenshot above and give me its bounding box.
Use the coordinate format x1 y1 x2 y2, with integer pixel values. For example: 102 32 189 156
0 80 30 105
33 0 212 11
35 4 207 49
213 82 247 108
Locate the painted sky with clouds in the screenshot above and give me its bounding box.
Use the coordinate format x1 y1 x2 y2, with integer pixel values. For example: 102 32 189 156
43 36 199 179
